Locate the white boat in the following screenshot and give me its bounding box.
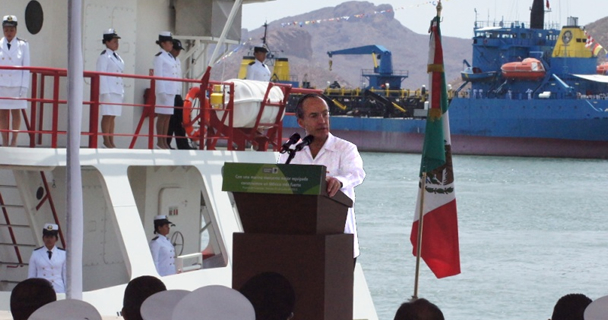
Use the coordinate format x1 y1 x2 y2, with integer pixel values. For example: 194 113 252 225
0 0 378 319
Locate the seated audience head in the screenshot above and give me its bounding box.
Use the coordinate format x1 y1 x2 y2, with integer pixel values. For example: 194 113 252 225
393 298 444 320
28 299 102 320
239 272 296 320
584 295 608 320
10 278 56 320
122 275 167 320
140 289 190 320
551 293 592 320
172 285 254 320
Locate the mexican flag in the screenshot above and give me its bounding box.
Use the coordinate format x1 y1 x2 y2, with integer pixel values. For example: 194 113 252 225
410 14 460 279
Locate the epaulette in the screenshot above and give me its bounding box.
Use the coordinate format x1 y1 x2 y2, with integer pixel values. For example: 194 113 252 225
17 37 27 43
57 247 65 251
248 61 255 65
100 50 106 55
155 52 162 56
34 246 43 251
152 236 159 241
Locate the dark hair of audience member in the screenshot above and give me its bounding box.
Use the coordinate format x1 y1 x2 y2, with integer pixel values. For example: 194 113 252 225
239 272 296 320
10 278 57 320
393 298 445 320
551 293 592 320
122 275 167 320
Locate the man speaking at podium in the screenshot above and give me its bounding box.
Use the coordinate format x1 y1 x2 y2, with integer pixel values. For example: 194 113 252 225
279 94 366 261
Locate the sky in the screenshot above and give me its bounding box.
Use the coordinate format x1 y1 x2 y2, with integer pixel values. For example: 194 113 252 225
242 0 607 39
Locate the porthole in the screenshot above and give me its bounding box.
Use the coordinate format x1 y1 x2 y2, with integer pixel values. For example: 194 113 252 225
25 0 44 35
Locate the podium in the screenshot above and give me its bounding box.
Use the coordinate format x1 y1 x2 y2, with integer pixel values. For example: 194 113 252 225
223 163 354 320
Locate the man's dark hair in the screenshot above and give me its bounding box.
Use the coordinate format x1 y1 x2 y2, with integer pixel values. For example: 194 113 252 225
239 272 296 320
295 93 334 119
122 275 167 320
10 278 57 320
393 298 444 320
551 293 592 320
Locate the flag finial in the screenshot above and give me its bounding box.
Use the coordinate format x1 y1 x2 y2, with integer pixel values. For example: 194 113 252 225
436 0 442 17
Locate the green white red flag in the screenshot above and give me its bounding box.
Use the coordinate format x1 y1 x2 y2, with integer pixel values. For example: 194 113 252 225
410 14 460 279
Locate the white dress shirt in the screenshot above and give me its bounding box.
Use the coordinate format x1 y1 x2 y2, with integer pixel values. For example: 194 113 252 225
278 133 366 257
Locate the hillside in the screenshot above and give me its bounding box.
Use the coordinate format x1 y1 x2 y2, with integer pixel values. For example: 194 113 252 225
210 1 471 90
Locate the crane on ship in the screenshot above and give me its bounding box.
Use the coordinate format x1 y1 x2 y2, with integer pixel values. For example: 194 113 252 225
327 45 408 90
322 45 423 117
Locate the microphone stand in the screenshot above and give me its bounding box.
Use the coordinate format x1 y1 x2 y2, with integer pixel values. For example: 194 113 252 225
284 149 297 164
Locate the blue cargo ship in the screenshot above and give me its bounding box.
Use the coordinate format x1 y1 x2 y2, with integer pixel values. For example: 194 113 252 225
283 0 608 159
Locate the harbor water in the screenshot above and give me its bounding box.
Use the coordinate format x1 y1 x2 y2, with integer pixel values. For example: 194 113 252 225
356 152 608 320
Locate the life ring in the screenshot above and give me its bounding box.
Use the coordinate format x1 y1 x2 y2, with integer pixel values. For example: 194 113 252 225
183 86 205 138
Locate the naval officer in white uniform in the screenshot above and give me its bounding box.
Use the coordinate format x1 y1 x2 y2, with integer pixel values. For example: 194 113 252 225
153 32 180 149
0 15 30 147
245 46 271 81
149 215 176 276
96 28 124 149
28 223 67 293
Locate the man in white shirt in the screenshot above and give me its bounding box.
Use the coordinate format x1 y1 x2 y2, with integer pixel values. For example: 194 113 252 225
278 94 366 261
149 215 176 276
246 46 271 81
28 223 66 293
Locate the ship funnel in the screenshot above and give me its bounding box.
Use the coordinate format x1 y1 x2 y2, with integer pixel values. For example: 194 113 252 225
530 0 544 29
567 17 578 26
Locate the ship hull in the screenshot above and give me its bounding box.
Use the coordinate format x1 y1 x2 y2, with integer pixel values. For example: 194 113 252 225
283 96 608 159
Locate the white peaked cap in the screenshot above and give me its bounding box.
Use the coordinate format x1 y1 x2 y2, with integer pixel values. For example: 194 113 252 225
141 289 190 320
2 15 17 23
43 223 59 231
29 300 102 320
171 285 255 320
585 295 608 320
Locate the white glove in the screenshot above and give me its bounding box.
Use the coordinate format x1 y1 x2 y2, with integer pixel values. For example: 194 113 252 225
19 87 26 97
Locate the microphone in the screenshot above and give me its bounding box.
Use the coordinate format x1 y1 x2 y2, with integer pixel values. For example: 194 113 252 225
295 135 314 151
280 132 301 154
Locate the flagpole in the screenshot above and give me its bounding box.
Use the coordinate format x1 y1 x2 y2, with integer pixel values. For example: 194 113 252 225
413 171 427 299
413 0 443 300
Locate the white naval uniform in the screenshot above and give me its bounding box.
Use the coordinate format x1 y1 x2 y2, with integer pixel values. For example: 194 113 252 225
0 37 30 109
96 48 125 116
28 245 67 293
278 133 366 258
153 51 179 115
149 235 176 276
246 60 271 81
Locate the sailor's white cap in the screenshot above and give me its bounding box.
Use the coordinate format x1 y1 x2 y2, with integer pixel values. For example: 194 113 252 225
103 28 121 40
585 295 608 320
43 223 59 231
141 289 190 320
157 31 173 44
28 299 102 320
254 45 268 53
171 285 255 320
154 215 175 226
2 15 17 27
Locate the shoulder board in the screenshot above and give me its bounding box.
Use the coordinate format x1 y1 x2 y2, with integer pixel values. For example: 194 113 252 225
57 247 65 251
17 37 27 43
248 61 255 65
152 236 159 241
155 52 162 56
100 50 106 55
34 246 44 251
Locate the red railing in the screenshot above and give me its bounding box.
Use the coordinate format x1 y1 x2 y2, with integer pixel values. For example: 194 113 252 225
0 65 322 150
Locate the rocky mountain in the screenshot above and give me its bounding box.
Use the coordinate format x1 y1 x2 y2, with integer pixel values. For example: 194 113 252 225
210 1 471 90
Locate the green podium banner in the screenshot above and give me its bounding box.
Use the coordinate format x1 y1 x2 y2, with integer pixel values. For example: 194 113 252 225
222 163 326 195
